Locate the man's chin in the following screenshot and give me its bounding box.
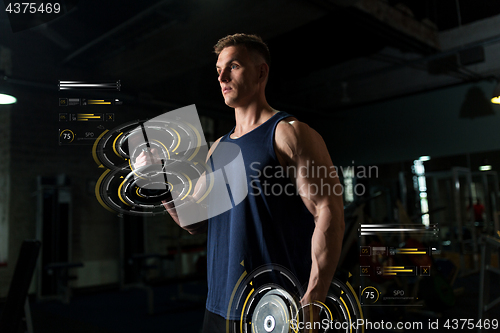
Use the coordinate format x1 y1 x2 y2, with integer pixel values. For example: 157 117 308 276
224 97 237 108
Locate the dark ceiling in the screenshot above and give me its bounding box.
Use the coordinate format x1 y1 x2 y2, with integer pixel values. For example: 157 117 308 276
1 0 499 119
389 0 500 30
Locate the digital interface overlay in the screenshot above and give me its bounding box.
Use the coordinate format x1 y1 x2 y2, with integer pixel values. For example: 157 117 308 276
58 80 121 145
358 223 442 308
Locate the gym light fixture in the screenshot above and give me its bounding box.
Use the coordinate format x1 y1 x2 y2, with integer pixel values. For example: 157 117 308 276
479 165 492 171
0 93 16 105
492 82 500 104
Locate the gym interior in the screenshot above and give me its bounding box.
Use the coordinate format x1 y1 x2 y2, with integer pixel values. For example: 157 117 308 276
1 1 500 332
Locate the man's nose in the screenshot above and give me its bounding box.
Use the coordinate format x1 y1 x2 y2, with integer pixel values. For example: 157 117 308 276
218 69 230 83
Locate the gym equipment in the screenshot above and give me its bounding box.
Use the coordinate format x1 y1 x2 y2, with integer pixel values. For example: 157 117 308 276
471 170 500 235
250 288 298 333
227 265 363 333
240 279 363 333
478 235 500 332
119 215 205 315
118 213 157 314
125 253 160 315
35 175 83 302
0 240 41 333
400 167 479 275
93 109 210 217
43 262 84 303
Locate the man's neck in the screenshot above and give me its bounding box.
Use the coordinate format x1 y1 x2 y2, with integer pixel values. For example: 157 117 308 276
232 100 277 137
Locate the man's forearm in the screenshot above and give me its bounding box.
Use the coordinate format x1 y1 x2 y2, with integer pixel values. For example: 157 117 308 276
183 220 208 234
161 199 208 234
305 205 345 303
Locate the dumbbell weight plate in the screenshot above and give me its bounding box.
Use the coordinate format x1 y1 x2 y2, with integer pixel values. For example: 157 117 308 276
252 292 290 333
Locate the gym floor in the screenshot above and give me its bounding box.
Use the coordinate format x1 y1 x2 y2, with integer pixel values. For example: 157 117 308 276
3 272 495 333
27 281 207 333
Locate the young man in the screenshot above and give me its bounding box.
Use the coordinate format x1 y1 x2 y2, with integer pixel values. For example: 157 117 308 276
136 33 344 332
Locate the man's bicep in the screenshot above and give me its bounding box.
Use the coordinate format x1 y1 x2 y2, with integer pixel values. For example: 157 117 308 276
206 137 223 163
193 171 207 201
289 124 343 216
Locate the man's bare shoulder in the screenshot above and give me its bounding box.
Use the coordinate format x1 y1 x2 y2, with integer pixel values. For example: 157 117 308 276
276 117 321 144
275 117 323 161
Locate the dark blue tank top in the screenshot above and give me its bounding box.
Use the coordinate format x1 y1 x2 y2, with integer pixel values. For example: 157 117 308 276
206 111 315 319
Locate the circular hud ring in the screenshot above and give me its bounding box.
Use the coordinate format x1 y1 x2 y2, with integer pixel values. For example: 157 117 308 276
227 267 364 333
93 116 210 216
96 158 210 216
288 277 362 333
94 118 204 171
227 265 304 333
306 278 363 333
251 290 294 333
96 164 167 216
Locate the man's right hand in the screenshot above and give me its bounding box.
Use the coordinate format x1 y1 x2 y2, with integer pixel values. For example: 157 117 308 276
134 148 161 169
133 148 207 234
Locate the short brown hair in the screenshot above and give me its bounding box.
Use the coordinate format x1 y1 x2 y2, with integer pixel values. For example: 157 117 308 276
214 33 271 67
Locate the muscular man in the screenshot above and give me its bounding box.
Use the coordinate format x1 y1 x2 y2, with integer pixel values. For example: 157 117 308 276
136 33 344 332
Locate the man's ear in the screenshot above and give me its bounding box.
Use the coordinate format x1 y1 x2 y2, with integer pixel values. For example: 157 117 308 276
258 63 269 82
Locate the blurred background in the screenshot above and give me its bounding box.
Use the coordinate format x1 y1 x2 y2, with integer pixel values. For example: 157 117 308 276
0 0 500 332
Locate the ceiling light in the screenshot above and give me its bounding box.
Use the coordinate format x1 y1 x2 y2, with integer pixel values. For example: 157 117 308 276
492 81 500 104
419 156 431 161
479 165 492 171
0 93 16 105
